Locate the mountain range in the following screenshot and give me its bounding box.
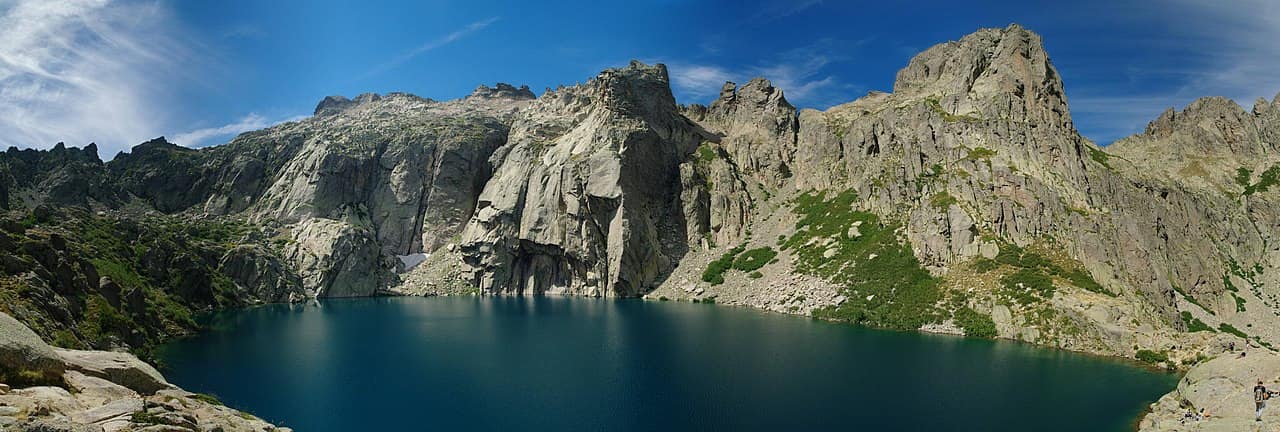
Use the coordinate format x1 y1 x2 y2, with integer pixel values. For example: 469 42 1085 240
3 24 1279 430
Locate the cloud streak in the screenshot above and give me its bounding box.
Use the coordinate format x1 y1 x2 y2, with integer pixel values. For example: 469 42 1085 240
668 39 861 108
362 16 499 79
0 0 197 156
169 113 307 148
1071 0 1280 144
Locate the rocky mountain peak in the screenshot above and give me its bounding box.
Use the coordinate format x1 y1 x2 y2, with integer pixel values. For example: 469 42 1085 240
709 78 793 114
313 95 356 116
469 83 536 100
1141 96 1248 139
588 60 677 118
893 23 1071 128
313 92 386 116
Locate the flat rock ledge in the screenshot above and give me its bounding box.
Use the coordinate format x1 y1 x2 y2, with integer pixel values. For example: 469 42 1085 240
1141 349 1280 431
0 312 288 432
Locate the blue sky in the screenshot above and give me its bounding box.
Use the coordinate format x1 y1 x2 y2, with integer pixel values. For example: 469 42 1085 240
1 0 1277 157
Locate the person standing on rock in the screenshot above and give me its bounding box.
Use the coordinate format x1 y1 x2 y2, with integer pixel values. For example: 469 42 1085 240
1256 380 1274 421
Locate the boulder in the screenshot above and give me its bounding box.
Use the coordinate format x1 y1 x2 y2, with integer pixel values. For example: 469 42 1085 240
0 312 65 386
55 349 172 395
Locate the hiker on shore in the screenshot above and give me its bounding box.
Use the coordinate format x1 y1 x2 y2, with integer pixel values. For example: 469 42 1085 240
1256 380 1276 421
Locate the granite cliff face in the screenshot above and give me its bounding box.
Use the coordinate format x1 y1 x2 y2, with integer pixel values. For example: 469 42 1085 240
458 62 708 297
102 86 535 298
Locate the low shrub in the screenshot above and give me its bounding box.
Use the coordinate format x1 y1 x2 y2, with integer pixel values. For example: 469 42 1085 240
1135 349 1168 365
954 308 997 339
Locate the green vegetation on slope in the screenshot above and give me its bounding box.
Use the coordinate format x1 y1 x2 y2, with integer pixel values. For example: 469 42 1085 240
1238 164 1280 195
702 245 777 285
1088 147 1112 170
985 241 1115 304
701 244 745 285
1135 349 1169 365
733 247 777 272
1180 311 1214 333
697 142 718 163
784 190 941 331
0 206 271 360
925 97 982 123
1219 323 1248 339
954 307 997 338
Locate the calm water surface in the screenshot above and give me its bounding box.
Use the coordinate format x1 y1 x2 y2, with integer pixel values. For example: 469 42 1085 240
158 297 1176 431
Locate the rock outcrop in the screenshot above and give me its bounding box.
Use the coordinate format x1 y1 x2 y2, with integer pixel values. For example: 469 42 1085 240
0 313 285 432
0 312 65 386
459 61 706 296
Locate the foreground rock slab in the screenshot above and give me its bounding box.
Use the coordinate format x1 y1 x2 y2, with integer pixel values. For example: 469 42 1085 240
0 313 287 432
0 312 65 386
56 349 173 395
1142 349 1280 431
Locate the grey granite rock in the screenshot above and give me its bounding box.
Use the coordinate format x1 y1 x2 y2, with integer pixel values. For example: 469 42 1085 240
0 312 64 386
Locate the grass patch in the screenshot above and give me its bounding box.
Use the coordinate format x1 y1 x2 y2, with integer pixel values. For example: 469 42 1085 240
1236 167 1253 188
1172 282 1212 314
1180 311 1214 333
1060 268 1113 296
697 142 718 163
965 147 996 161
929 192 957 210
1233 293 1247 312
192 393 223 406
1000 268 1055 305
0 367 63 388
972 258 1000 273
1089 147 1112 170
732 247 777 272
1219 323 1248 339
130 411 164 425
701 244 745 285
982 241 1116 302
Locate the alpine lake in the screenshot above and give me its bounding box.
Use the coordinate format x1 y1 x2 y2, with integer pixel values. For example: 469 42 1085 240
158 296 1177 431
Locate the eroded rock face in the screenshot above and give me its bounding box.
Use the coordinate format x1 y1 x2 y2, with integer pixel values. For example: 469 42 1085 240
459 61 705 297
105 89 534 299
218 245 307 302
686 78 799 188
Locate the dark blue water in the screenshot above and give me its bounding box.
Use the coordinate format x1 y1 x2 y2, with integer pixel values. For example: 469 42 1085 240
158 297 1176 431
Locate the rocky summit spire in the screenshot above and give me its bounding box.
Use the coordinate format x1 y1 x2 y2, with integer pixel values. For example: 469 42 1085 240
894 24 1072 131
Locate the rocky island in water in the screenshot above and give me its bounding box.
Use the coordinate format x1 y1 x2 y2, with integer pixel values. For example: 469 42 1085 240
1 6 1278 430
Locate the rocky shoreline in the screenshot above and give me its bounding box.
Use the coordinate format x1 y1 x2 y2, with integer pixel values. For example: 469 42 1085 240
1 312 285 432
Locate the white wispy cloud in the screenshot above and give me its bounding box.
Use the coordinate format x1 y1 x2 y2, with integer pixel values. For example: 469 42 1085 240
0 0 197 156
1071 0 1280 143
362 16 500 79
667 39 860 108
169 113 307 148
669 65 737 99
